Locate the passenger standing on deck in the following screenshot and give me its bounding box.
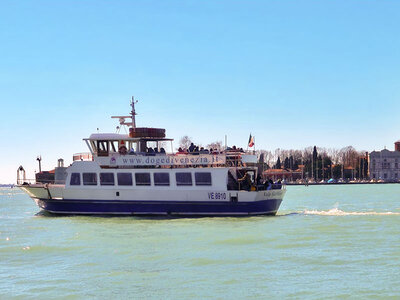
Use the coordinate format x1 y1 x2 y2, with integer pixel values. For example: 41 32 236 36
256 174 263 185
275 179 282 189
119 142 127 155
238 172 252 191
193 146 200 155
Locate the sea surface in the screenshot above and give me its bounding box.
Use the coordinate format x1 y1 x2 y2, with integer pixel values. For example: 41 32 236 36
1 184 399 299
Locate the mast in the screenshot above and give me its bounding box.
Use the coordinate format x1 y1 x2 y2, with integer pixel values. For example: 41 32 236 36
111 96 138 128
131 96 138 129
36 156 42 173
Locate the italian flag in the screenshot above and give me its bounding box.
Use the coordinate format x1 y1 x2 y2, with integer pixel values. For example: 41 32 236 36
248 134 254 147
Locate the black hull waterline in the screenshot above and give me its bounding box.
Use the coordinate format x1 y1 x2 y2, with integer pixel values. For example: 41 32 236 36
34 198 283 216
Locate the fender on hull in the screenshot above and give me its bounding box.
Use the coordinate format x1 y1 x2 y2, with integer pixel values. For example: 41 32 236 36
34 198 283 216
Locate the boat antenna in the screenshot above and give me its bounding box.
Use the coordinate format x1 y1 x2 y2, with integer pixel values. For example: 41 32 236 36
131 96 138 129
111 96 139 129
36 155 42 173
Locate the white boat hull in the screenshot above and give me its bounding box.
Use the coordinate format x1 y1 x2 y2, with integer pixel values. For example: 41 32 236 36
21 185 285 216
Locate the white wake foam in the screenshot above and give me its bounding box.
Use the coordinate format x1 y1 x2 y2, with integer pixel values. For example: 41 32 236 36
303 208 400 216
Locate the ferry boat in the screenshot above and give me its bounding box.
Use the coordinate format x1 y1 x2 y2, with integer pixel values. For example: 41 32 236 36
18 98 286 216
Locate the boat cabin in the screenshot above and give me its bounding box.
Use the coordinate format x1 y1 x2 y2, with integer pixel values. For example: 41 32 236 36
84 132 174 157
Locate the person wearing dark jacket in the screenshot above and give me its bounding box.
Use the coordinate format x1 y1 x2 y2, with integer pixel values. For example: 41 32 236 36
238 172 252 191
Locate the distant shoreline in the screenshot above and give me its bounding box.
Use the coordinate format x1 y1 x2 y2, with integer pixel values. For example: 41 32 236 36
0 184 15 188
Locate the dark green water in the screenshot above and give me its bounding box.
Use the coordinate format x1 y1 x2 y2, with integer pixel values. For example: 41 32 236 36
1 185 399 299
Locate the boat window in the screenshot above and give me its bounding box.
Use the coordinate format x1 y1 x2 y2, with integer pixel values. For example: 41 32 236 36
110 141 117 153
176 172 192 186
70 173 81 185
195 172 212 186
154 173 170 186
90 141 97 152
100 173 115 186
117 173 133 186
135 173 151 186
83 173 97 185
97 140 109 157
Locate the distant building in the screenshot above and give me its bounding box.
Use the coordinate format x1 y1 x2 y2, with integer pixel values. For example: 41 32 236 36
344 166 356 179
263 168 303 181
369 141 400 181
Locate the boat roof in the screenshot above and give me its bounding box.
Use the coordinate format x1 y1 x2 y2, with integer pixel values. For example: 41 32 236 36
84 133 173 142
87 133 129 140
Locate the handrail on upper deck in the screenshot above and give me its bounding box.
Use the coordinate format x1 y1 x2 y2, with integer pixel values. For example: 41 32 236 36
16 178 36 185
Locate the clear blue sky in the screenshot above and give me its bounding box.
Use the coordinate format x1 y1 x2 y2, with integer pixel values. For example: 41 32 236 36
1 0 399 183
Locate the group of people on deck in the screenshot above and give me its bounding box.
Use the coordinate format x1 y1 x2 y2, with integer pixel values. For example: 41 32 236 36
118 141 248 156
226 145 245 152
141 147 166 156
176 143 248 155
177 143 217 155
118 143 167 156
236 171 282 191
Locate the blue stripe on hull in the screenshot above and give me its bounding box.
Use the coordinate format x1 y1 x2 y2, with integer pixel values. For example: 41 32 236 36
35 199 283 216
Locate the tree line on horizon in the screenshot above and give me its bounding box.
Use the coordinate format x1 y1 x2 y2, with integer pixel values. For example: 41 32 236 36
179 136 369 180
257 146 369 180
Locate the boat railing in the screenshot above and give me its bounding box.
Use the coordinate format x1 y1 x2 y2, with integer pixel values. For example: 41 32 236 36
117 150 255 159
235 182 285 192
17 178 65 186
16 178 36 185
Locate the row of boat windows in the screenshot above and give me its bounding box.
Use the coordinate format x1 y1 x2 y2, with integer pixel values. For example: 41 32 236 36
70 172 212 186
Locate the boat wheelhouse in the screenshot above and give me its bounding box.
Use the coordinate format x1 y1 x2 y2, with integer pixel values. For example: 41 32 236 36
18 98 285 216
